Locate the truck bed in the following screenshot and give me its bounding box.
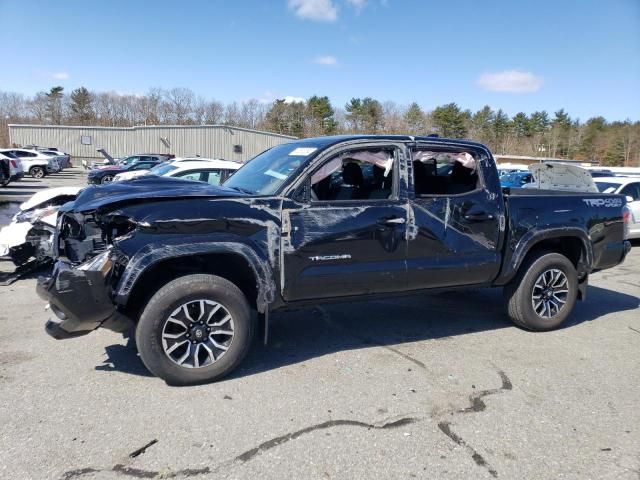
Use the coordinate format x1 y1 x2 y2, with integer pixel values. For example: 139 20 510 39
503 189 627 273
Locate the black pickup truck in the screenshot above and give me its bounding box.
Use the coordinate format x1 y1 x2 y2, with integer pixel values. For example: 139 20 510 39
37 135 631 385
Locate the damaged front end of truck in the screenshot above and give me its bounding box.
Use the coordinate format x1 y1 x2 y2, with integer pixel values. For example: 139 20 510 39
36 207 139 339
37 176 281 340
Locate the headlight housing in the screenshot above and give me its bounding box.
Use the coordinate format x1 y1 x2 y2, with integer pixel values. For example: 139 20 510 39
16 206 57 223
77 248 113 274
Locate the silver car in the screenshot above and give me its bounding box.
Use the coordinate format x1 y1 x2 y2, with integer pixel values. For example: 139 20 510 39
596 176 640 239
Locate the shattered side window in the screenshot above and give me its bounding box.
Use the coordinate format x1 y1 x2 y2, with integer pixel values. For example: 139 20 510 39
310 149 395 201
412 150 480 196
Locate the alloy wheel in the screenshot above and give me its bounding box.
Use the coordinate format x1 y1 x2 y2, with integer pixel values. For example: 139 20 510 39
161 299 235 368
531 268 569 319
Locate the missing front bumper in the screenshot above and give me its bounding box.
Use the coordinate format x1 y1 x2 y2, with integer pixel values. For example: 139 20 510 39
37 259 132 340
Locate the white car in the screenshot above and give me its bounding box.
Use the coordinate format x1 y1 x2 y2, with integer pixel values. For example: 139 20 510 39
113 158 240 184
0 186 82 265
523 163 598 193
595 177 640 239
0 148 59 178
0 151 25 186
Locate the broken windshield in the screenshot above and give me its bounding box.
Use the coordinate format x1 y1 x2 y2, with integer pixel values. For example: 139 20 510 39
224 143 320 195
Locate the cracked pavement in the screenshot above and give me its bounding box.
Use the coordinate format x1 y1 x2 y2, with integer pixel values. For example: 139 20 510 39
0 222 638 478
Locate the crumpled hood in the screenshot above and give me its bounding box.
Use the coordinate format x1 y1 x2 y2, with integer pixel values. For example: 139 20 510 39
20 186 83 211
62 176 247 213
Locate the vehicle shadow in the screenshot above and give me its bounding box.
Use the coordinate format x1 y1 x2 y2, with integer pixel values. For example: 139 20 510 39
93 285 638 381
1 184 48 190
94 335 154 377
234 285 638 379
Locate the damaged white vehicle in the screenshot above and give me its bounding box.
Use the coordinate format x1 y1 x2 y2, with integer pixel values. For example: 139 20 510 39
0 187 82 266
523 162 599 192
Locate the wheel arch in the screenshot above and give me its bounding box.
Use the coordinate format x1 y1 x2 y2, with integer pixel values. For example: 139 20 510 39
496 228 593 286
115 243 276 320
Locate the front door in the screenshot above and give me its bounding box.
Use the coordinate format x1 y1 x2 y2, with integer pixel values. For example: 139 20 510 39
281 144 409 301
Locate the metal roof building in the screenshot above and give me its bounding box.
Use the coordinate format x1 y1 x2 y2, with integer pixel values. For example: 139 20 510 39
8 124 296 162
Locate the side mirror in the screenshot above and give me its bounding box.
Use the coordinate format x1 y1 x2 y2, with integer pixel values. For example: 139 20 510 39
626 195 634 203
294 177 311 203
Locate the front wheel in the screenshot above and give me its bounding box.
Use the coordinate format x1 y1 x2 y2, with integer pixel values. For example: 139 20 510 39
135 274 254 385
29 166 45 179
101 174 114 184
504 251 578 331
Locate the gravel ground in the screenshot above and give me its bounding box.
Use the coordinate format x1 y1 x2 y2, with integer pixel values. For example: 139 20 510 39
0 170 639 480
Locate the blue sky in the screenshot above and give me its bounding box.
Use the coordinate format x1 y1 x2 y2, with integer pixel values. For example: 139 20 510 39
1 0 639 121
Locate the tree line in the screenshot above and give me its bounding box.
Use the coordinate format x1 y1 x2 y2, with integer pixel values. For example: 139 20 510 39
1 86 638 166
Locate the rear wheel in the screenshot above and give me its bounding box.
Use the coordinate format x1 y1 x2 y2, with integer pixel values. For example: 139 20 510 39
135 274 254 385
504 251 578 331
29 166 45 179
101 174 114 184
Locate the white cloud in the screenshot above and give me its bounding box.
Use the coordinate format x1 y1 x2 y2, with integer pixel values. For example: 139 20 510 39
283 95 306 104
288 0 337 22
477 70 543 93
51 72 69 80
346 0 367 10
313 55 338 66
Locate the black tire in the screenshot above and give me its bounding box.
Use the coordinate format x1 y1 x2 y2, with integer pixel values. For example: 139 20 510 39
504 251 578 331
29 166 45 179
135 274 254 385
101 175 114 184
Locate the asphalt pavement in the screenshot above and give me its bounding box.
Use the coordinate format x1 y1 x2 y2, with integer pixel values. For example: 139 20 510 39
0 170 639 479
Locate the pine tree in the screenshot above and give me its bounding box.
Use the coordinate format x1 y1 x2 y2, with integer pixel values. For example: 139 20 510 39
432 103 467 138
45 86 64 124
404 102 425 135
70 87 94 125
307 95 336 135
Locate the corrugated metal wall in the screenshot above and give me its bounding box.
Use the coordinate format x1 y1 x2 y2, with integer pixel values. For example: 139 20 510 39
7 125 296 162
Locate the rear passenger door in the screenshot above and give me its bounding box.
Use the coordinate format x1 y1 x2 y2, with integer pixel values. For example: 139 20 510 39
281 142 409 301
407 144 505 289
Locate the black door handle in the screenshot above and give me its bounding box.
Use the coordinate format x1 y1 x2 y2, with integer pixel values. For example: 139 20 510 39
464 212 494 221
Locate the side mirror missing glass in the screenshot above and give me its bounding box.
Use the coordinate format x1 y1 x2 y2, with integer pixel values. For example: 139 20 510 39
298 177 311 203
294 177 311 203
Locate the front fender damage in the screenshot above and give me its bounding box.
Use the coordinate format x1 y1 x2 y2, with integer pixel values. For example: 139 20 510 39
114 240 276 313
39 190 283 342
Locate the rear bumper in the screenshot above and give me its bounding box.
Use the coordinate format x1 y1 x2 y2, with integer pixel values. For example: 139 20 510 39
37 260 131 340
593 240 631 271
10 172 24 181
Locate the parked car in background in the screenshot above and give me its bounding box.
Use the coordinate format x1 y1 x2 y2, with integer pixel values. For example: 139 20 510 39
94 149 174 167
0 156 9 186
87 158 163 184
113 158 240 183
0 151 24 185
523 163 598 193
498 168 527 178
589 169 615 178
595 177 640 239
0 148 58 178
0 187 83 265
39 149 72 169
500 171 533 188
